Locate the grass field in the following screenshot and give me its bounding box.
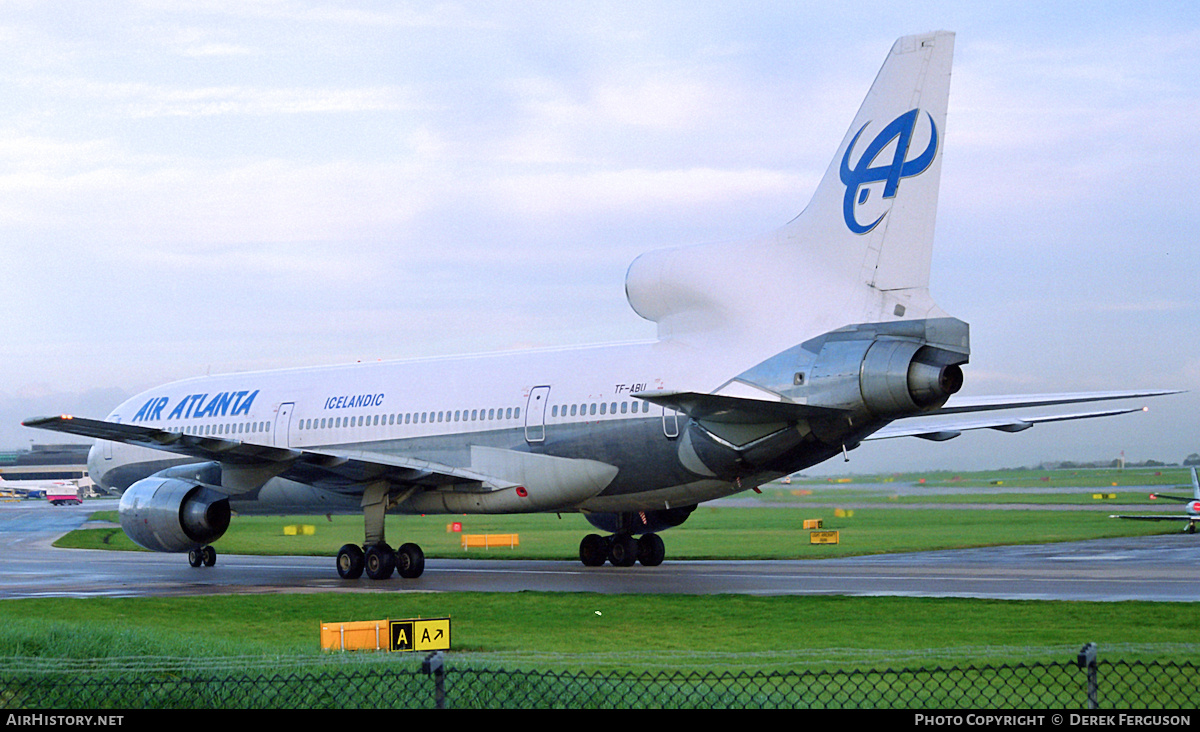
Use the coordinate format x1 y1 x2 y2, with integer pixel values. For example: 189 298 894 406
7 467 1194 673
1 592 1195 672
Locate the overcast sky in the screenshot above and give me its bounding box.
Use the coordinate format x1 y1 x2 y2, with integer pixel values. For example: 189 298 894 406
3 1 1198 473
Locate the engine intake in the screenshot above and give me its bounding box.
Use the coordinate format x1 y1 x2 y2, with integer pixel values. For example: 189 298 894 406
119 476 231 553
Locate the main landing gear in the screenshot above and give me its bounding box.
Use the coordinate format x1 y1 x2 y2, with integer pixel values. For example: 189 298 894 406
336 483 425 580
578 532 665 567
336 542 425 580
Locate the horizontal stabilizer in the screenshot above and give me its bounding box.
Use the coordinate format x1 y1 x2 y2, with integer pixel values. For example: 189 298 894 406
933 390 1182 415
866 406 1153 442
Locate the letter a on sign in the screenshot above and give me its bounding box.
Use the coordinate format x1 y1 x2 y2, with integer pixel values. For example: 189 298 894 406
391 622 413 651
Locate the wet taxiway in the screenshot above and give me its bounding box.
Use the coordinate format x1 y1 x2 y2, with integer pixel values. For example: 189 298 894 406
1 499 1196 601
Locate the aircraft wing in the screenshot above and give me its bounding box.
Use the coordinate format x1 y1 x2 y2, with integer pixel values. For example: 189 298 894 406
20 415 519 494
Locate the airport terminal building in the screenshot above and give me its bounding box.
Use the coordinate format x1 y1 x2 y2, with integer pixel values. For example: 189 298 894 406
0 444 92 486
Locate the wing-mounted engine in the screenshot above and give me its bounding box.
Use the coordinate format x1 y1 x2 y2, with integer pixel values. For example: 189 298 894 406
118 462 231 553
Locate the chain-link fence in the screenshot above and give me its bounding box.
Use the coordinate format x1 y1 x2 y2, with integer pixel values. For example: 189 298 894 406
2 647 1197 709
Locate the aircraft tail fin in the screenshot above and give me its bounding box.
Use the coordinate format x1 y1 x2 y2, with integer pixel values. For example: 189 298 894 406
789 31 953 297
624 32 957 350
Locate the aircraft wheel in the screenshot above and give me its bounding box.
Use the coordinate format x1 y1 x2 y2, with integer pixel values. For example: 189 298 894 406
608 534 638 567
365 543 396 580
336 543 365 579
579 534 609 567
202 545 217 567
1188 523 1197 535
637 533 665 567
396 542 425 579
188 548 203 568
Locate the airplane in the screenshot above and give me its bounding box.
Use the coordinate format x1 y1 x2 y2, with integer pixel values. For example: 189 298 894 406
23 31 1177 580
0 475 80 499
1111 468 1200 534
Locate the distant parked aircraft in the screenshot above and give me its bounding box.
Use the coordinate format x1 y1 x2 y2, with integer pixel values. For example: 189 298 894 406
1111 468 1200 534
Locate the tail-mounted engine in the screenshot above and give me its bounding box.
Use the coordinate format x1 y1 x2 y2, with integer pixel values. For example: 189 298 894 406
738 317 969 418
674 318 969 480
813 335 964 416
119 464 231 553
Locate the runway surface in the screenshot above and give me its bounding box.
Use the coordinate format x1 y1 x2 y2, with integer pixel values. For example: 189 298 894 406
2 498 1197 602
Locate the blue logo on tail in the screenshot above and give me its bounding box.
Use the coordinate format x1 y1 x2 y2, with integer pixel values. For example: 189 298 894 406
839 109 938 234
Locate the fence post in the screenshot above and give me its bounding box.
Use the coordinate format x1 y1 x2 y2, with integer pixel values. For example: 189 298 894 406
1076 642 1098 709
422 651 446 709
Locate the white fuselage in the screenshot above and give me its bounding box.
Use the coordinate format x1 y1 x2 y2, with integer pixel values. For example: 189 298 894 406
90 335 811 516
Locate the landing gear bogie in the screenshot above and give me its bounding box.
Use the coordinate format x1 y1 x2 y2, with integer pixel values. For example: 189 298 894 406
578 533 666 568
336 542 425 580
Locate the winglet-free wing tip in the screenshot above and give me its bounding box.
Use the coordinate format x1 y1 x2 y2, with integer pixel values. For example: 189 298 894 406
22 415 71 427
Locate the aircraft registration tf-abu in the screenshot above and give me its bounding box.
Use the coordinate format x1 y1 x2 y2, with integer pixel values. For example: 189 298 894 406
25 31 1177 580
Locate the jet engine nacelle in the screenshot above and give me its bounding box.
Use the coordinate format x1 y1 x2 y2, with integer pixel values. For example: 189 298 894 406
805 335 965 417
118 476 231 553
856 339 964 415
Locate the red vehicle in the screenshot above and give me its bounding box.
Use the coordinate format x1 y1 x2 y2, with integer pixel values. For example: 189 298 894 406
47 488 82 506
